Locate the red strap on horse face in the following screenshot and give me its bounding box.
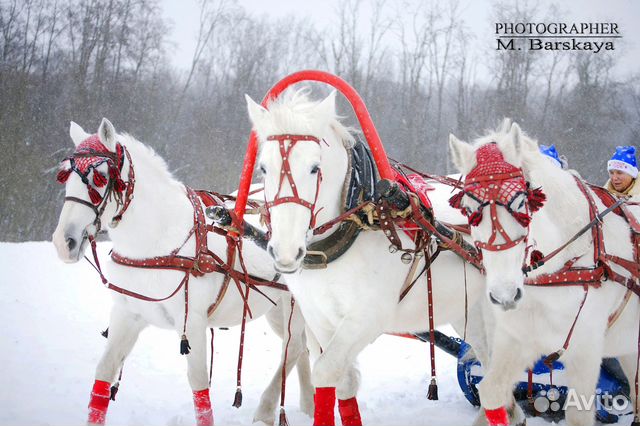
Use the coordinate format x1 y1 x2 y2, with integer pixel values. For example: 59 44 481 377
263 134 323 230
448 143 546 251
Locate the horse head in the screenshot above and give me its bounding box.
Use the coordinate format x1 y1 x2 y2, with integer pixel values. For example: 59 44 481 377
52 118 133 262
246 88 351 273
449 120 546 310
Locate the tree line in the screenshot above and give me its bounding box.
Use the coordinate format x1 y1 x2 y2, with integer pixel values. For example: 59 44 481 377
1 0 638 241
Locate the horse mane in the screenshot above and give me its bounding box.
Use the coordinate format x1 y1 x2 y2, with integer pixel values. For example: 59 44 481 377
117 133 182 189
263 87 356 147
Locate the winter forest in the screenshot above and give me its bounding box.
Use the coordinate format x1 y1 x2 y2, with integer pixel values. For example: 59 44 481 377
1 0 639 241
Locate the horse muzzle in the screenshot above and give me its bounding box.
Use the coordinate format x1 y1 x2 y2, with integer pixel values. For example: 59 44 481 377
52 228 89 263
488 287 523 311
268 243 305 274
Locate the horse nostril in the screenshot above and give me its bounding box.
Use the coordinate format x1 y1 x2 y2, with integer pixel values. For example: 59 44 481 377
489 292 501 305
66 237 77 251
268 245 276 260
295 247 304 261
514 287 523 302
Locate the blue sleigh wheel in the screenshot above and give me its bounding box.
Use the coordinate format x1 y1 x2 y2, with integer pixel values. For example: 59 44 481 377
420 331 632 423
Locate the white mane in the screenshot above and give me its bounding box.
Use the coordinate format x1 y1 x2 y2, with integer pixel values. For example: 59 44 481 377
117 133 184 192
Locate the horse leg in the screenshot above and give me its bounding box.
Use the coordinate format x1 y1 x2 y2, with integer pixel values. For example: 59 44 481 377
253 295 313 425
185 315 213 426
563 345 604 426
89 306 146 426
477 327 531 426
336 364 362 426
312 318 376 426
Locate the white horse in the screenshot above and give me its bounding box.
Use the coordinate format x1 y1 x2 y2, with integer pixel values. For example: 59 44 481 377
242 88 504 425
448 120 640 426
52 119 314 426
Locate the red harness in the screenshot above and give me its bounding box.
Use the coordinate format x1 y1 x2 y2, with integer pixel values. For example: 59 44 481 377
262 134 324 232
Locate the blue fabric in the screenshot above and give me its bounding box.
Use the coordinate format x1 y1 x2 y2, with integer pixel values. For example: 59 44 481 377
539 144 562 167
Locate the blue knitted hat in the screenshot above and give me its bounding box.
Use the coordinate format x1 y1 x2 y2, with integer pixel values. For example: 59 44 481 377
539 144 562 168
608 146 638 178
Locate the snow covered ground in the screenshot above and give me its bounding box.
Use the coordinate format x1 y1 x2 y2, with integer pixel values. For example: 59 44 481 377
1 241 559 426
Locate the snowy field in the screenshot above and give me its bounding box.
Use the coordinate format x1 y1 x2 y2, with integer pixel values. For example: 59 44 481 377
1 241 559 426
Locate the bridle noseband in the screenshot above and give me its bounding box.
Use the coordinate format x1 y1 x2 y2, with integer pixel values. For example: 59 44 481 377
56 135 135 234
449 143 546 252
262 134 324 231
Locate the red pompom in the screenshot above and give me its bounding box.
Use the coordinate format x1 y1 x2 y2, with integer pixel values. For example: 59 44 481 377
468 210 483 226
512 211 531 227
114 178 126 192
449 191 464 209
527 186 546 212
530 249 544 265
56 168 71 184
93 171 107 187
88 186 102 205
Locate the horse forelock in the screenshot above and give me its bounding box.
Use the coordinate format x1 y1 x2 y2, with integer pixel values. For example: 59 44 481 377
259 87 353 147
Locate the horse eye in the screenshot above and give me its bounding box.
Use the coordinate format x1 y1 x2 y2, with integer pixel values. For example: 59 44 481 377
259 165 267 175
311 165 320 174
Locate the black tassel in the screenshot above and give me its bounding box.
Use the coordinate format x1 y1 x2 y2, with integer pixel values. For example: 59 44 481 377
110 383 119 401
180 334 191 355
279 407 289 426
232 387 243 408
101 328 109 338
427 378 439 400
631 415 640 426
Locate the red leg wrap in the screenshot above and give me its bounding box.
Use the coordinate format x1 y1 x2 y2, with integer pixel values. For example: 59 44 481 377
338 397 362 426
314 387 336 426
193 388 214 426
485 407 509 426
88 380 111 425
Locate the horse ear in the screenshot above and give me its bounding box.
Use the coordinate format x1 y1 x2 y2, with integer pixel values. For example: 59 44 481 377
314 90 337 121
498 118 512 134
69 121 90 146
510 122 523 158
98 118 117 151
246 94 269 126
449 134 474 173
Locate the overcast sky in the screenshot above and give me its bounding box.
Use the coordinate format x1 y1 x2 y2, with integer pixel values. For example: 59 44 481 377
161 0 640 79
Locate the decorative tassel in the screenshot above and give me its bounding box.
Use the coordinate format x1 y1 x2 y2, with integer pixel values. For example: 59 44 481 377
232 387 243 408
448 191 464 209
543 349 564 369
56 168 71 184
114 178 126 192
278 407 289 426
110 383 119 401
93 171 107 187
631 415 640 426
527 186 547 212
101 328 109 339
427 378 439 401
109 166 118 179
468 211 482 227
88 186 102 205
512 211 531 227
530 250 544 266
180 334 191 355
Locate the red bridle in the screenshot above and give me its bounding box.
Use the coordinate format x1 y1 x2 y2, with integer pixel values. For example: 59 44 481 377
449 143 546 252
262 134 324 231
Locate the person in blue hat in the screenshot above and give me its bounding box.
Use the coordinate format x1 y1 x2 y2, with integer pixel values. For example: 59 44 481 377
605 145 639 197
539 144 567 169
